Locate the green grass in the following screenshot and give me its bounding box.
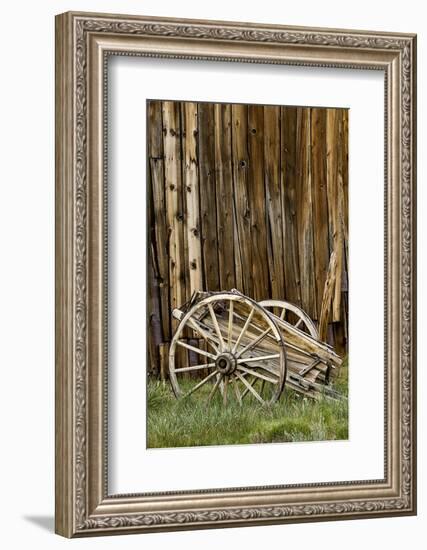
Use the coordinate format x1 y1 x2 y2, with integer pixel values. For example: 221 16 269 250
147 360 348 448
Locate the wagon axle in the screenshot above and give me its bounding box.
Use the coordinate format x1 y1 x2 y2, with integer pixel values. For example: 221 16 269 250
215 353 237 375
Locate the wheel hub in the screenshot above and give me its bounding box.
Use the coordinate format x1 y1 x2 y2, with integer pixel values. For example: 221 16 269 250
215 352 237 375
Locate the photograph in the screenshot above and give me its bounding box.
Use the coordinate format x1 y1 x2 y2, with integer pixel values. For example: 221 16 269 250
147 99 349 449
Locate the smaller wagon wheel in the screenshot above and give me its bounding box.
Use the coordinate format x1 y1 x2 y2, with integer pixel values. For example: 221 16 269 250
169 292 287 405
259 299 319 340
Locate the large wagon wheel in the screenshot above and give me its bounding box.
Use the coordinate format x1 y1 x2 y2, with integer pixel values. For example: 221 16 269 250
169 292 287 405
259 299 319 340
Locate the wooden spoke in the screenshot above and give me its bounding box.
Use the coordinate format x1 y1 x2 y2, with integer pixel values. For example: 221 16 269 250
186 316 219 353
183 370 218 398
174 362 216 373
231 310 278 345
237 365 278 385
237 353 280 364
227 300 234 351
295 318 303 329
231 375 242 405
232 308 255 353
236 326 272 358
241 375 258 399
207 373 223 403
176 340 216 360
191 317 222 342
223 375 229 406
234 372 265 404
192 316 238 351
259 298 319 339
208 303 225 351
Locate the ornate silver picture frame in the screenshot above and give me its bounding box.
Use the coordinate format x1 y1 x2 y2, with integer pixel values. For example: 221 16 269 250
55 11 416 537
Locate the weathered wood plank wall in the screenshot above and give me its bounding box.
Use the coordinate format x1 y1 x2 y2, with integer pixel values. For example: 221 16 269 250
147 100 349 376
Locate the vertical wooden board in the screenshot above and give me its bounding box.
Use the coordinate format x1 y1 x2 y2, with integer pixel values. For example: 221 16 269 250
341 291 348 344
326 108 338 253
158 342 169 381
199 339 209 379
318 250 337 343
333 321 346 359
181 102 203 296
280 106 301 306
248 104 269 301
295 107 317 318
180 115 190 310
341 110 349 305
342 109 349 266
214 103 235 291
231 103 253 296
188 338 200 379
148 100 170 342
162 101 186 316
342 291 349 342
264 105 285 299
311 108 330 320
198 102 220 291
334 111 347 321
327 324 335 350
147 243 162 376
233 210 244 291
326 108 344 322
175 340 190 376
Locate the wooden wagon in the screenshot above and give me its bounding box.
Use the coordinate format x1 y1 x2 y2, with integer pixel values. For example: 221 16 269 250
169 289 343 405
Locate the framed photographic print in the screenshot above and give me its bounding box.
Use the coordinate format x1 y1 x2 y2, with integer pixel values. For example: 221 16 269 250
55 11 417 537
146 98 348 450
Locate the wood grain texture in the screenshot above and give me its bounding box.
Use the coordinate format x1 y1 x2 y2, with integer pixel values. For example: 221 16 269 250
248 104 269 301
342 109 349 272
198 102 220 291
264 106 285 300
147 242 161 374
319 251 337 342
311 108 329 320
231 103 253 296
148 101 170 340
296 108 317 319
181 102 203 295
281 106 301 308
326 108 344 322
162 101 186 319
214 103 235 291
149 100 349 375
